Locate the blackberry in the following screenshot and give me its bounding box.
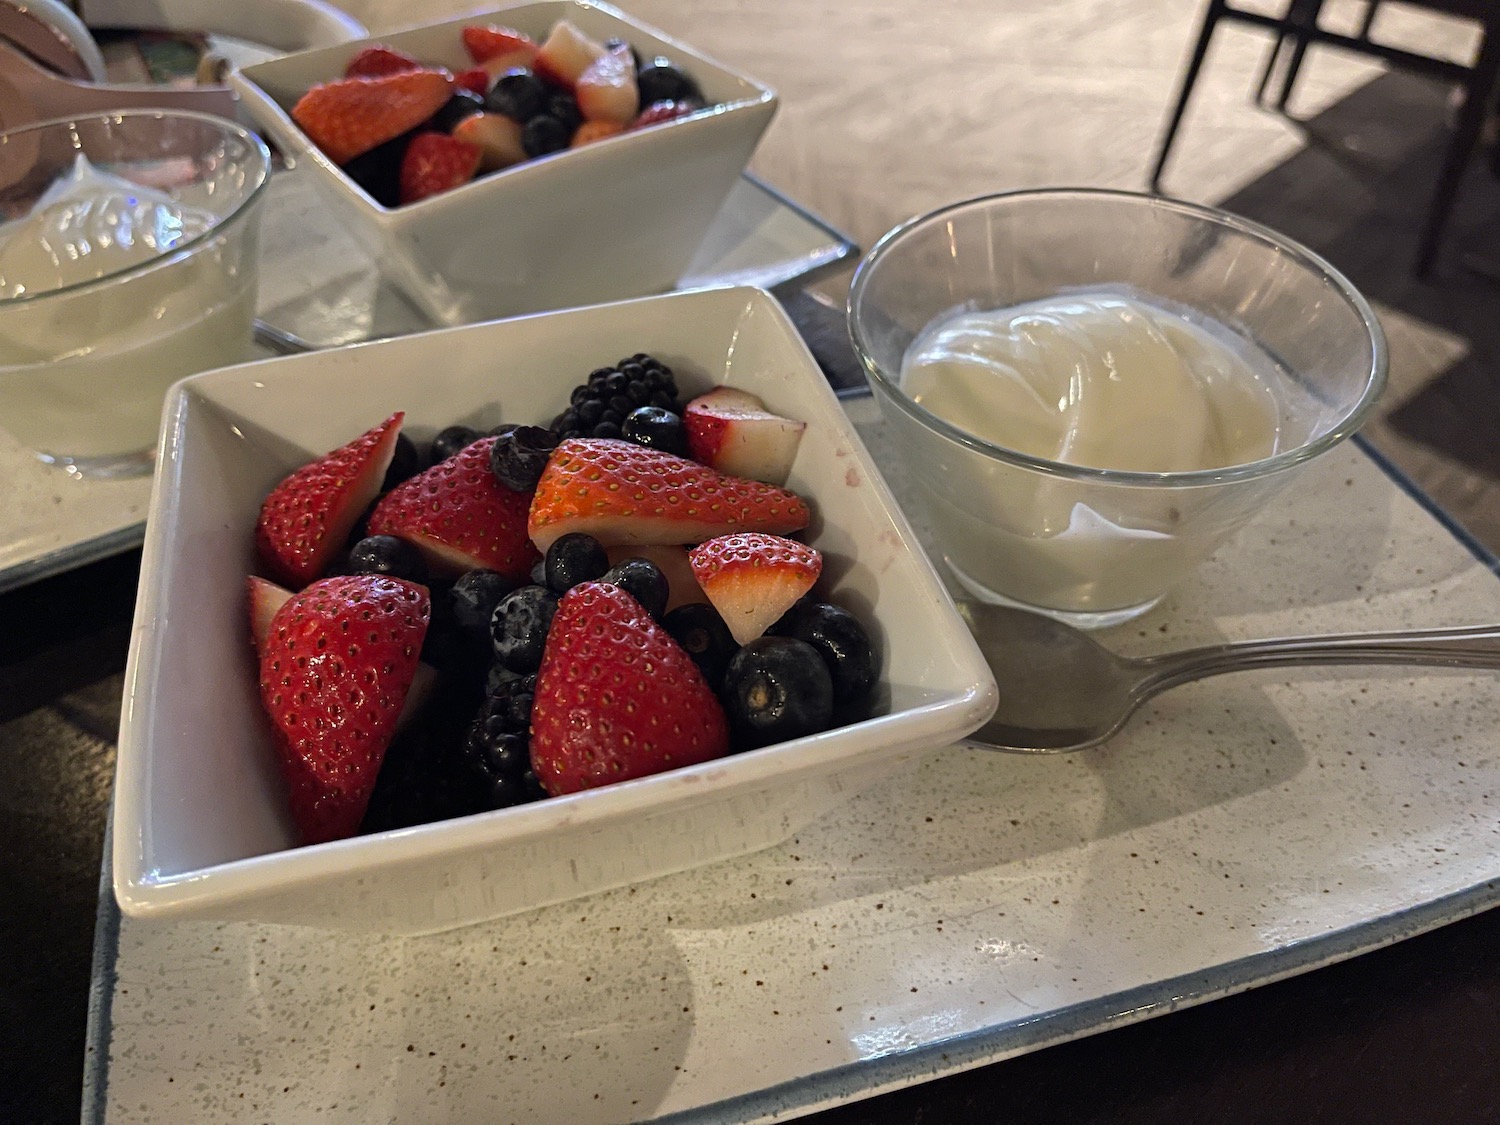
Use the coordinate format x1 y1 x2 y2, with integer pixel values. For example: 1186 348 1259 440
454 675 542 812
360 675 486 831
551 354 684 440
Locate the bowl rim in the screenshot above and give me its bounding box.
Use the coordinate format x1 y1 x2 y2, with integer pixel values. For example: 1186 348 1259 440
230 0 778 221
0 109 272 304
846 186 1390 489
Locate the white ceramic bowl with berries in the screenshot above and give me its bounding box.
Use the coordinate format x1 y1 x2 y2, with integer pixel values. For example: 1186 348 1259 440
230 1 777 325
113 286 997 934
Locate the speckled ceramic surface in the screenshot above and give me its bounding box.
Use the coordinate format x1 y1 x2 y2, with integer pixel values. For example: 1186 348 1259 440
85 398 1500 1123
0 170 854 595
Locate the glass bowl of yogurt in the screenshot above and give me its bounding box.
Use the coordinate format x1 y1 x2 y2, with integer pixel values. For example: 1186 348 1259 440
847 189 1388 628
0 110 271 478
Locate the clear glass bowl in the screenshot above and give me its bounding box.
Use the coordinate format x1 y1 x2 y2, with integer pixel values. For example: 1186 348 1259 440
847 188 1388 628
0 110 270 478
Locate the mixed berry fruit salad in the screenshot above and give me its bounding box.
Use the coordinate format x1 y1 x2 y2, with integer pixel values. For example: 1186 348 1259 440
289 19 714 205
249 355 880 846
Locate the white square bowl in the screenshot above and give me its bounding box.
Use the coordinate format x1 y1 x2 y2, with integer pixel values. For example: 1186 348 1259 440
230 1 777 325
113 286 998 934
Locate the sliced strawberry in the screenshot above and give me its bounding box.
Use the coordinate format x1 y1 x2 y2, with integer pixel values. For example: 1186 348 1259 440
368 436 539 581
258 575 430 844
398 131 481 204
247 575 294 652
530 581 729 795
462 24 538 65
527 437 811 553
255 413 404 588
454 66 491 96
452 112 526 171
630 99 696 131
575 41 638 124
684 386 807 485
344 44 421 79
571 119 624 147
532 19 605 91
688 533 822 645
291 69 454 165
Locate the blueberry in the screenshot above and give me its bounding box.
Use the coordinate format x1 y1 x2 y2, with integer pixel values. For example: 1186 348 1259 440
636 59 701 106
521 114 570 157
450 569 517 636
547 92 582 133
604 36 643 70
381 432 421 490
771 602 878 706
544 532 609 593
431 424 482 464
429 88 487 132
347 534 428 584
662 602 738 688
722 637 834 748
486 68 548 122
530 557 548 586
491 585 559 672
341 130 413 208
490 425 560 492
602 558 669 620
621 406 687 456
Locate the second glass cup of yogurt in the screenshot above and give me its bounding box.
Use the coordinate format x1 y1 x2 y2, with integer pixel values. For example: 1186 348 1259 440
848 189 1387 628
0 111 271 478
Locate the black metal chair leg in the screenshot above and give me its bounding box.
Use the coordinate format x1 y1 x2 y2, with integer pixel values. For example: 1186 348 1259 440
1416 25 1500 276
1275 0 1326 111
1149 0 1228 193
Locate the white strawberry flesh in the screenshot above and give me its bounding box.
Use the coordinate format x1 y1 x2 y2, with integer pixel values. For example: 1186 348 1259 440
575 42 639 124
532 19 606 90
684 386 807 486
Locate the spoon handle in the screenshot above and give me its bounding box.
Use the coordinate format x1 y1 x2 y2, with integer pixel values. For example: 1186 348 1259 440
1135 624 1500 698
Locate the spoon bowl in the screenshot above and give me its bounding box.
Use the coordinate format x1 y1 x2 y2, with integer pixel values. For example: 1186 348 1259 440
958 602 1500 753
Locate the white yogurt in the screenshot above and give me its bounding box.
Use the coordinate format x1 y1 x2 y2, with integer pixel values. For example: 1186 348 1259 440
0 157 258 466
896 289 1297 616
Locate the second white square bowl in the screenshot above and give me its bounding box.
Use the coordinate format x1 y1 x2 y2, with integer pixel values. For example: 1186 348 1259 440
232 1 778 324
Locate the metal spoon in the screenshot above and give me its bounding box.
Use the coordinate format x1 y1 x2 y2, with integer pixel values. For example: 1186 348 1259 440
957 602 1500 753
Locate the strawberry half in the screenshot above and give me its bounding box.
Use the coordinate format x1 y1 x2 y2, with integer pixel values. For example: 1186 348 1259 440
530 581 729 795
575 41 639 125
344 44 422 79
247 575 294 653
454 66 491 96
527 437 811 553
291 69 453 165
255 413 404 588
368 435 539 581
258 575 430 844
398 131 481 203
462 24 539 65
688 533 822 644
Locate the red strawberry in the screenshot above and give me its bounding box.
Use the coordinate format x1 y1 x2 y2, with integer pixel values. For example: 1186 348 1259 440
462 24 538 65
344 44 421 79
530 582 729 795
688 533 822 645
291 69 454 165
398 131 481 203
629 99 695 130
258 575 430 844
368 436 539 581
255 413 404 588
454 66 491 96
527 437 811 553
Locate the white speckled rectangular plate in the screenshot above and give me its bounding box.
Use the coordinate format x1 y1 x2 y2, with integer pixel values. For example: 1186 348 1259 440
82 398 1500 1124
0 169 855 595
